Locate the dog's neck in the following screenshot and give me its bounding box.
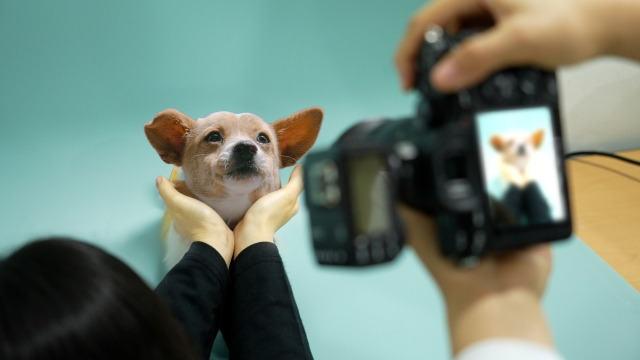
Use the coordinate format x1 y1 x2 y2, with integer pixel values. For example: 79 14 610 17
514 158 529 174
201 193 254 229
501 153 530 175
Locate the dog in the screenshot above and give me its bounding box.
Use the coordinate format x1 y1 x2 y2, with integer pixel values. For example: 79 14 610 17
489 129 551 225
145 107 323 267
490 129 544 189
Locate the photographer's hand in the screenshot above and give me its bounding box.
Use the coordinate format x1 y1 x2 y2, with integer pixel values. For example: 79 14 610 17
233 165 304 259
156 176 235 267
398 205 554 355
395 0 640 93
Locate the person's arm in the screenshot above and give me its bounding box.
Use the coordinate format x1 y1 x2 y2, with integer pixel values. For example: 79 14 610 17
155 241 230 359
226 165 313 359
226 242 313 360
395 0 640 93
154 175 235 359
398 206 561 358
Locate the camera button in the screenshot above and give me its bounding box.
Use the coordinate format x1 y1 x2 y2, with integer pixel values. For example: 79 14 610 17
371 235 386 262
497 73 518 99
395 141 419 160
519 70 539 95
480 81 499 100
312 226 326 242
334 225 349 244
320 160 339 181
371 246 386 263
444 179 473 200
458 90 472 109
455 230 468 251
385 233 400 256
316 250 348 265
482 73 518 102
387 243 400 258
520 81 536 96
472 210 484 227
471 231 487 254
324 185 342 207
355 235 369 249
424 25 444 44
546 77 558 96
355 249 370 265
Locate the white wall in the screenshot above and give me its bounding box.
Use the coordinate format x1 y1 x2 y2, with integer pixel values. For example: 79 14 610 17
559 57 640 153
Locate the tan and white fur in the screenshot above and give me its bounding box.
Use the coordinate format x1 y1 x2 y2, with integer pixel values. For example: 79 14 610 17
145 107 323 268
490 129 544 189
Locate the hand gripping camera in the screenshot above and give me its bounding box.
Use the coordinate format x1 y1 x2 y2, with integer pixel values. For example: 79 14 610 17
303 26 572 266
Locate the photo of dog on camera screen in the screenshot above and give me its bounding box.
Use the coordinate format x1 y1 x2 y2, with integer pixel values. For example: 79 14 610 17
476 107 567 228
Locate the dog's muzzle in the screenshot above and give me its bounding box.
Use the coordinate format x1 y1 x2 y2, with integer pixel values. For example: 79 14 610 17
228 142 260 178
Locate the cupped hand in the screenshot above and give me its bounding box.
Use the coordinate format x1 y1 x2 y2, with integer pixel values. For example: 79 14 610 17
233 165 304 259
156 176 234 267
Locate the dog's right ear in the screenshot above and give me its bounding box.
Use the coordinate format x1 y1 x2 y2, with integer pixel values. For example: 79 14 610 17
273 107 324 168
531 129 545 148
144 109 195 166
490 135 504 151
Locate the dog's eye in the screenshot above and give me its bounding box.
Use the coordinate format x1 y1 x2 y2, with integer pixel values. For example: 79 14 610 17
205 131 223 143
257 133 270 144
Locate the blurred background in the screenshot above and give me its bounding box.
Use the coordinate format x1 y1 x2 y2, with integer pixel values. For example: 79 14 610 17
1 1 639 359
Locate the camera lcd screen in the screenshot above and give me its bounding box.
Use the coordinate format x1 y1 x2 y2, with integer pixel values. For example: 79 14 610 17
347 154 392 235
475 106 567 229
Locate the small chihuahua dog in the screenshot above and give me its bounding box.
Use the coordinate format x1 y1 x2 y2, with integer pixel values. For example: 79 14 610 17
145 107 323 267
490 129 544 189
490 128 551 225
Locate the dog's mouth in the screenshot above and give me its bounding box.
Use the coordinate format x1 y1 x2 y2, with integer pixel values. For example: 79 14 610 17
225 161 261 180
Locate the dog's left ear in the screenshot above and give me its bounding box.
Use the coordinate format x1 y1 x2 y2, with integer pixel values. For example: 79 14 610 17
273 107 324 168
144 109 195 166
490 135 504 151
531 129 544 148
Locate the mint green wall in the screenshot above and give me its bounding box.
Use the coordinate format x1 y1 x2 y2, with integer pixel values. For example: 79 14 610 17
1 2 639 359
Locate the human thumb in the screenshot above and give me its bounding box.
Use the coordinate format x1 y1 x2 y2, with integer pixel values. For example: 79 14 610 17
156 176 179 208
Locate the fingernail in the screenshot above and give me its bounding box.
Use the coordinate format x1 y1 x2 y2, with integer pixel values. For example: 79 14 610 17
156 176 163 187
431 60 461 90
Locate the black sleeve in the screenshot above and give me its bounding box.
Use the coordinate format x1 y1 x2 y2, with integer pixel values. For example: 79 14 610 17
155 241 230 360
226 242 313 360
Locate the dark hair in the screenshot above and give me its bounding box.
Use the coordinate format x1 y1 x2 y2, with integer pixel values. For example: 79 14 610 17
0 237 200 360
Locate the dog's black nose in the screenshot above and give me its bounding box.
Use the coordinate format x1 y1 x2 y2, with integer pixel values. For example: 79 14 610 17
517 145 527 156
233 142 258 160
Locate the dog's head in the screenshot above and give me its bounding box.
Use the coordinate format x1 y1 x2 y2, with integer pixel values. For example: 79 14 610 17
144 107 323 203
490 129 544 172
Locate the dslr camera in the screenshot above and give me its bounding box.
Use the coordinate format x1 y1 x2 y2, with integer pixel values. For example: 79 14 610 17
303 26 572 266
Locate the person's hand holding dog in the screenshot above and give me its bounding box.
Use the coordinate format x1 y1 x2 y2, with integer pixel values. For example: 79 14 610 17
156 165 304 265
156 175 235 267
233 165 304 259
395 0 640 93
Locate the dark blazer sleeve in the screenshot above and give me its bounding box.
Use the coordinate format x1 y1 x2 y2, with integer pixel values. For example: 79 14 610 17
226 242 313 360
155 241 230 359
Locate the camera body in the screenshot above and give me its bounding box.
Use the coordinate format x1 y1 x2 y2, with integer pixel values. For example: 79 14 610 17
303 26 572 266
